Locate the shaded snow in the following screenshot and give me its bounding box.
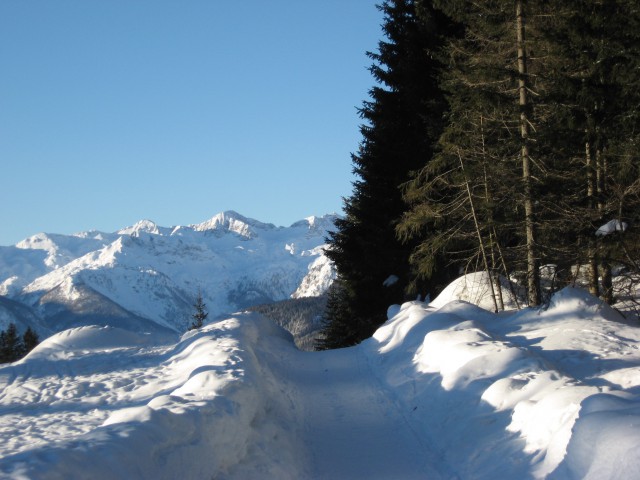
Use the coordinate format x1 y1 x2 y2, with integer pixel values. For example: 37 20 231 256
382 274 399 287
596 219 628 237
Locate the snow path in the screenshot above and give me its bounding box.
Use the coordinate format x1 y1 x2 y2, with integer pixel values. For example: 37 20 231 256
273 346 441 480
0 317 445 480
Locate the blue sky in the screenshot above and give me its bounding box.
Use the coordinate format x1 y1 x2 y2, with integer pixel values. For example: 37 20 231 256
0 1 383 245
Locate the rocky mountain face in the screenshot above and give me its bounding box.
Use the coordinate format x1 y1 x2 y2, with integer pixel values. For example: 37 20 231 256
0 211 336 336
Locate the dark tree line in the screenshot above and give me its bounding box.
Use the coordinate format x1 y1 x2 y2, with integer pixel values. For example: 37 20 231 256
317 0 457 350
319 0 640 349
0 324 39 363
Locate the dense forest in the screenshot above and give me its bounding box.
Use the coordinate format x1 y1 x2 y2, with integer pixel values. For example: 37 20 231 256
249 296 327 351
318 0 640 349
0 324 39 363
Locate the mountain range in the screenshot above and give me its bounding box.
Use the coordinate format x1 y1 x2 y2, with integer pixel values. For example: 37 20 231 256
0 211 337 338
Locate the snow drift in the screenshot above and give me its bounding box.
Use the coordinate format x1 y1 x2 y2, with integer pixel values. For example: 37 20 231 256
0 316 306 479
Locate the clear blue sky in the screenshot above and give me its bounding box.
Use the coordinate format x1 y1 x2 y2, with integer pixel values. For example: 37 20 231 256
0 1 383 246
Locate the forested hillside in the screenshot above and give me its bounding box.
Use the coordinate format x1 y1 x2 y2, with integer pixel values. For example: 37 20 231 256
248 295 327 351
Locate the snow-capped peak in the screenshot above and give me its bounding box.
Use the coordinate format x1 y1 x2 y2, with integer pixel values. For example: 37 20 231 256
290 214 338 233
191 211 276 238
15 233 56 252
117 220 160 236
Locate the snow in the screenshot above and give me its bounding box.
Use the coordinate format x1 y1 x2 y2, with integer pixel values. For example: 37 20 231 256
1 275 639 478
191 210 276 238
292 254 336 298
429 270 522 310
117 219 164 236
596 219 628 237
382 274 399 287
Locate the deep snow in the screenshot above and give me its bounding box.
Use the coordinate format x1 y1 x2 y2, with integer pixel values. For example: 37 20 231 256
0 273 639 479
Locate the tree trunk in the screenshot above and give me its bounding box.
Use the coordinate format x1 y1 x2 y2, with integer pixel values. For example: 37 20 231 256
516 0 540 306
596 149 605 211
458 152 499 313
586 140 600 296
601 261 614 304
481 115 505 311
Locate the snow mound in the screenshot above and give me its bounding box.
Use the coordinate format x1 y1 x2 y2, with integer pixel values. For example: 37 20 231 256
545 285 623 323
596 219 628 237
550 394 640 479
369 285 640 478
0 314 304 479
25 325 163 361
430 271 521 310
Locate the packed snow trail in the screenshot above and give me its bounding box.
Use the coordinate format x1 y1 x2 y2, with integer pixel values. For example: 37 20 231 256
264 343 443 479
0 315 443 480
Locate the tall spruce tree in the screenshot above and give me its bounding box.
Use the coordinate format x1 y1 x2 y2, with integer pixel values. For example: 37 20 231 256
22 327 39 355
401 0 640 307
400 0 563 307
317 0 453 349
590 0 640 299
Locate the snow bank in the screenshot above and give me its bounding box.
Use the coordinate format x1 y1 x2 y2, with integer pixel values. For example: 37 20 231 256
550 394 640 479
369 286 640 479
25 325 164 361
0 315 305 480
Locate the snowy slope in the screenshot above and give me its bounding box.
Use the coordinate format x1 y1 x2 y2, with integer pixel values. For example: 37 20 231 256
0 296 52 336
0 212 337 335
0 274 638 479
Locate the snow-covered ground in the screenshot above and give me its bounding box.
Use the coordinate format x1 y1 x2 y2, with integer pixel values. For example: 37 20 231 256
1 273 639 479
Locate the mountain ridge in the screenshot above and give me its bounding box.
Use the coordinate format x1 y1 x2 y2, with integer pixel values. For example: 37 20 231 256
0 211 337 336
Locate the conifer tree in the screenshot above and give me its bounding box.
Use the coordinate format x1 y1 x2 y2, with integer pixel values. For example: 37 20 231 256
318 0 454 349
0 330 7 363
188 290 208 331
0 324 21 363
400 0 562 307
22 327 40 355
400 0 640 307
542 0 640 302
